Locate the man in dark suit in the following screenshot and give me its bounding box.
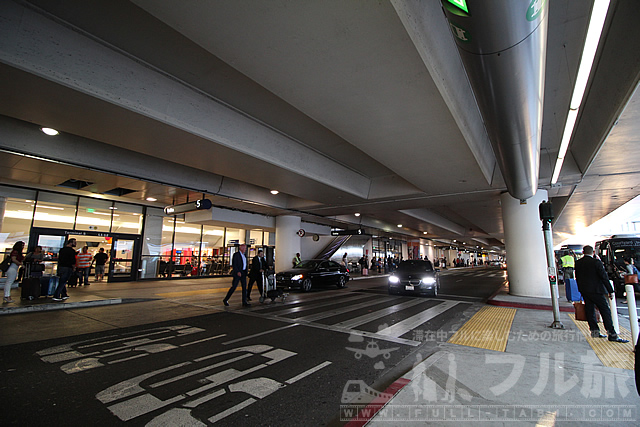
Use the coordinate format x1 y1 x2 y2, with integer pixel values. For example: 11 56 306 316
247 250 267 301
575 245 628 342
223 244 249 307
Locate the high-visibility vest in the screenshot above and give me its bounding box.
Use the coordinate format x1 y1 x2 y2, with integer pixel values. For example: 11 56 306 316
561 254 575 268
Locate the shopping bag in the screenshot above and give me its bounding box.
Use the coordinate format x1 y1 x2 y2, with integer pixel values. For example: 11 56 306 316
624 274 638 284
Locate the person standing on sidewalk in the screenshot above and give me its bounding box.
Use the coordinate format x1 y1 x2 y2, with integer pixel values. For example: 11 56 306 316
575 245 628 343
76 246 93 286
247 249 266 301
92 248 109 282
53 238 77 301
3 241 25 303
223 244 249 307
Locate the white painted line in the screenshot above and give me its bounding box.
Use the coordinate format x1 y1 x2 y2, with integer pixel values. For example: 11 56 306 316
222 324 299 345
377 300 460 337
286 361 332 384
334 298 427 329
150 354 253 388
293 297 402 322
180 333 226 347
208 398 256 423
183 388 226 408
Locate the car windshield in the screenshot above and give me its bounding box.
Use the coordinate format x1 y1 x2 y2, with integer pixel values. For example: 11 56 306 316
297 260 319 269
396 260 433 273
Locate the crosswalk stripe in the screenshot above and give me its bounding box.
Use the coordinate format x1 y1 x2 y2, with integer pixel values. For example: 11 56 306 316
293 296 401 322
333 298 428 329
376 300 460 337
260 293 377 316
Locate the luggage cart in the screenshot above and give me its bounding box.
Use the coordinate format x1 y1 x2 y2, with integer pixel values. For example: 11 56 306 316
259 270 287 303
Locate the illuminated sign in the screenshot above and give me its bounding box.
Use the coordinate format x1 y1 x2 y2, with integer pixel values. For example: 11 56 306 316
446 0 468 13
331 228 366 236
164 199 212 215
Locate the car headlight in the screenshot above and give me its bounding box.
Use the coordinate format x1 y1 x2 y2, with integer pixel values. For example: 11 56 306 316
389 276 400 284
421 277 436 285
291 274 303 281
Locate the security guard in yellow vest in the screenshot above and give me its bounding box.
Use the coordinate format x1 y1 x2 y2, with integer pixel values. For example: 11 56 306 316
561 251 575 281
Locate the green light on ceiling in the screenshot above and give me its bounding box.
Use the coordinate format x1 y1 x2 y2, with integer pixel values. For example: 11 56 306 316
446 0 469 14
86 208 95 213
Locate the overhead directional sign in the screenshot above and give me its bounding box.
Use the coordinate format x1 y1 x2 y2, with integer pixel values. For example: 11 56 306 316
331 228 366 236
164 199 212 215
446 0 468 13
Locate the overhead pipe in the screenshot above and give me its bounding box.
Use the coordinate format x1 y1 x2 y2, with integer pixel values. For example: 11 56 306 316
441 0 549 201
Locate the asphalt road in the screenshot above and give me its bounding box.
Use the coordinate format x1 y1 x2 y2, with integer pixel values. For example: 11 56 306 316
0 267 506 426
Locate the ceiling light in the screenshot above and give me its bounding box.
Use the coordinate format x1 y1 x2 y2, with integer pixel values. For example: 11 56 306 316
270 190 279 195
146 197 157 202
41 127 59 136
423 231 428 234
397 224 402 228
354 213 361 217
551 0 610 184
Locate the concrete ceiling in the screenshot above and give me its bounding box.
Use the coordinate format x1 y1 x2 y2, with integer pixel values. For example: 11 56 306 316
0 0 638 251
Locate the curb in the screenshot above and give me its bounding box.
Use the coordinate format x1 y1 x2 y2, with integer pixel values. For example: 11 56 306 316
0 298 124 315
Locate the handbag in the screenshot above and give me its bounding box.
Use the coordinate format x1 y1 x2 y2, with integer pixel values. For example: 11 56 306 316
0 256 10 273
573 301 587 321
31 263 45 273
624 274 638 284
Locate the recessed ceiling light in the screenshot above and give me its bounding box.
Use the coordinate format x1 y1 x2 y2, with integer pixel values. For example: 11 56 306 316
423 232 428 234
397 224 402 228
41 127 59 136
354 213 361 217
270 190 279 195
146 197 157 202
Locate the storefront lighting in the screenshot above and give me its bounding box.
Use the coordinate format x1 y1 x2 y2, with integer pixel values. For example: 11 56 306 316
41 127 59 136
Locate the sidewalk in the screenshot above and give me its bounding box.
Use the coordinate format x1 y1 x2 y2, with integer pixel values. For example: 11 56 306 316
346 289 639 426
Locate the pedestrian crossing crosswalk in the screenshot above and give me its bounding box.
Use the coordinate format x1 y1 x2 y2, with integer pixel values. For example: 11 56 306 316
439 269 505 278
247 293 470 347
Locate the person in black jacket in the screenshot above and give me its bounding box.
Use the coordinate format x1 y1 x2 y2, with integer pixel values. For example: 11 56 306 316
247 250 267 301
575 245 628 342
223 244 249 307
53 238 77 301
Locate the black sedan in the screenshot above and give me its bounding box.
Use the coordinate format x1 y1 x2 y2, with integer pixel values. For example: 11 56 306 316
388 260 439 296
276 259 349 292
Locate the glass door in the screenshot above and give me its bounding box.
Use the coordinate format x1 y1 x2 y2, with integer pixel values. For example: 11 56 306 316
109 237 138 282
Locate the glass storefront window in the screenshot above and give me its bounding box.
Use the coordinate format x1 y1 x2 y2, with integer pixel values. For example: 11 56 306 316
173 221 202 277
76 198 113 232
112 202 143 234
0 188 37 255
201 225 225 275
32 192 77 229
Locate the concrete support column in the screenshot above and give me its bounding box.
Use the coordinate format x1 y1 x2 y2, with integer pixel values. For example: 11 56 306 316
275 215 301 273
501 190 550 297
0 196 6 235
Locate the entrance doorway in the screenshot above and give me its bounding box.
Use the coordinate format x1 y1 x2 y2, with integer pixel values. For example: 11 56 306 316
28 228 141 282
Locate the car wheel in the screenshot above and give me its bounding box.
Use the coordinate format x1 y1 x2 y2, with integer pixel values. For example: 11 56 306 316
336 276 346 289
302 278 313 292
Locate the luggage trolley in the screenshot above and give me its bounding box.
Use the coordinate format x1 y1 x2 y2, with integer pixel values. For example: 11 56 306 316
259 270 287 303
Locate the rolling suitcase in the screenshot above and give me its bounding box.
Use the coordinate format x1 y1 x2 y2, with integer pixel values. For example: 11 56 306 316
21 277 41 300
565 278 582 302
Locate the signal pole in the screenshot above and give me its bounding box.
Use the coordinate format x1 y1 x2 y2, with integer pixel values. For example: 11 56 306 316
539 201 564 329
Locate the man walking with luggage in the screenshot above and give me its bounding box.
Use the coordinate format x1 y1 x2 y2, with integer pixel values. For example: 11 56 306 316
575 245 628 342
223 244 249 307
247 250 266 301
53 238 77 301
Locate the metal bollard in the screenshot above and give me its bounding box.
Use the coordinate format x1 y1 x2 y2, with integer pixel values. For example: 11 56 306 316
609 292 619 333
625 284 638 346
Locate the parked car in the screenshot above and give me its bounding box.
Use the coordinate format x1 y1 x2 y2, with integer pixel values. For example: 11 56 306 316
388 260 439 296
276 259 349 292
